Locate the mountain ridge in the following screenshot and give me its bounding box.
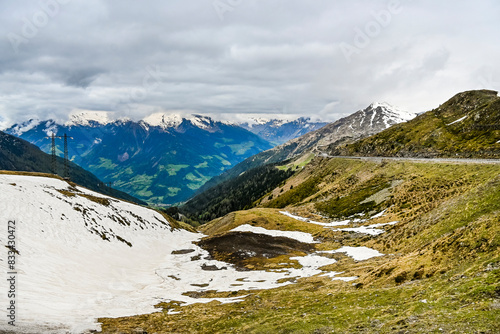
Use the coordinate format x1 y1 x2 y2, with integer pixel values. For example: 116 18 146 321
239 117 328 145
5 116 273 205
197 102 416 195
330 90 500 158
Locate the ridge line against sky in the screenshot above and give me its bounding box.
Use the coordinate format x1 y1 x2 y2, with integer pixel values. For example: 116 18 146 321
1 0 499 128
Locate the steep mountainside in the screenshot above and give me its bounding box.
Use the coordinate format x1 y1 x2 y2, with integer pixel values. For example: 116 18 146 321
5 114 273 205
239 117 327 145
0 131 144 204
330 90 500 158
196 102 416 199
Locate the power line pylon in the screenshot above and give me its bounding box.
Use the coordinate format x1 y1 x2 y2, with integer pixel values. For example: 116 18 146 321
45 133 74 179
50 133 56 174
63 134 70 179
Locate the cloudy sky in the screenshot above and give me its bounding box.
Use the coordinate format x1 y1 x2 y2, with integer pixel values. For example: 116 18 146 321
1 0 499 128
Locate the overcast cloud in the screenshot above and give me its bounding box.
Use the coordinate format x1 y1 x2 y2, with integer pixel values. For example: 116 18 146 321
1 0 499 128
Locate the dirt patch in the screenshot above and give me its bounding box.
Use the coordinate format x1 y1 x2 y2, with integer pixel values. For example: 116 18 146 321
197 231 315 268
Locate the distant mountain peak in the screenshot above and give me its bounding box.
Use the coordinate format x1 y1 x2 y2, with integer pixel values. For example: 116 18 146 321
8 118 41 136
365 102 416 123
65 111 113 127
141 113 218 130
240 117 328 145
142 113 184 129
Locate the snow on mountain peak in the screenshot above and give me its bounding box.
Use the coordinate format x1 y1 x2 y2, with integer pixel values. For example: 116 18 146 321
8 118 40 135
368 102 416 122
142 113 217 130
65 111 112 127
189 114 214 129
142 113 184 129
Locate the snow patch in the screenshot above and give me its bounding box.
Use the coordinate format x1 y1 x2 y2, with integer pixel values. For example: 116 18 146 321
320 246 384 261
231 224 317 244
321 272 358 281
281 211 397 236
0 175 350 333
339 221 398 236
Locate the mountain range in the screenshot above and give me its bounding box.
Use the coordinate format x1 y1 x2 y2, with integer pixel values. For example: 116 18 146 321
5 114 273 205
330 90 500 158
196 102 417 195
183 91 500 222
239 117 328 145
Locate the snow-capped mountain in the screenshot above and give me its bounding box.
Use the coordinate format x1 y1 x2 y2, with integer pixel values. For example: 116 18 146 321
0 173 348 333
199 102 417 188
5 113 273 205
239 117 328 145
310 102 417 149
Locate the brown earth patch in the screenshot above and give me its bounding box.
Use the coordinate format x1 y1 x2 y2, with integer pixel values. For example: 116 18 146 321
197 231 315 269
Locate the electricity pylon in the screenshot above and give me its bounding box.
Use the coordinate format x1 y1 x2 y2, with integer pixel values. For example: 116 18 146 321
45 133 74 179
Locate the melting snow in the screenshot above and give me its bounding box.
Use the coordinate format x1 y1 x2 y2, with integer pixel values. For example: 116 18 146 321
0 175 350 333
321 272 358 281
231 224 318 244
320 246 384 261
339 221 398 236
280 210 398 236
279 211 350 226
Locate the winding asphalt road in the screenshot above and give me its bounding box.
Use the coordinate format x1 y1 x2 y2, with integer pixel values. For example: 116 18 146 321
317 153 500 165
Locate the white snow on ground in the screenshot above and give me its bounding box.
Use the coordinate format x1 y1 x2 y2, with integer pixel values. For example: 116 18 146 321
447 115 467 125
231 224 318 244
339 221 398 236
279 211 309 222
280 211 350 227
320 272 358 281
320 246 385 261
280 210 398 236
0 174 350 333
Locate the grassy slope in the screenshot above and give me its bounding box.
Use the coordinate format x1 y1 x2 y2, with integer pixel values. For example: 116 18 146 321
99 157 500 333
332 90 500 158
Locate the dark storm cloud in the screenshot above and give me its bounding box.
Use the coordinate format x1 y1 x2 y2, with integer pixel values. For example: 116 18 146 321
1 0 499 128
